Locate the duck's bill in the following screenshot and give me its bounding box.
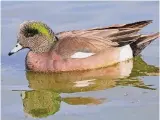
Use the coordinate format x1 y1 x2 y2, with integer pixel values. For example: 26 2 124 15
8 43 23 56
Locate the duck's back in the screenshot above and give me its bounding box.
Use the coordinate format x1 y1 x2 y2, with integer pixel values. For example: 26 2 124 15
54 20 153 59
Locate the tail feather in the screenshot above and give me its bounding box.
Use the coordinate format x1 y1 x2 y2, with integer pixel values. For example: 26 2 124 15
109 28 140 37
122 20 153 29
89 20 153 31
130 32 159 56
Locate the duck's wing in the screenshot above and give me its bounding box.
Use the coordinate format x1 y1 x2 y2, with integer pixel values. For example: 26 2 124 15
55 20 152 58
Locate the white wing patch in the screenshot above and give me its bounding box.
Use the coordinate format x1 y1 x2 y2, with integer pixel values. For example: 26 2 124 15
119 45 133 62
71 52 95 58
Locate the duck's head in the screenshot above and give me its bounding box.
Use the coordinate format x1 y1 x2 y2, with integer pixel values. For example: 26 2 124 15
8 21 57 56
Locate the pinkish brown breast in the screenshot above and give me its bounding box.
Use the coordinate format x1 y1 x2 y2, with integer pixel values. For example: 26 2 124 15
26 47 121 72
26 51 62 72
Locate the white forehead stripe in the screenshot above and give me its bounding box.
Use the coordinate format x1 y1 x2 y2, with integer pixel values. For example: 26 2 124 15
10 43 22 53
71 52 95 58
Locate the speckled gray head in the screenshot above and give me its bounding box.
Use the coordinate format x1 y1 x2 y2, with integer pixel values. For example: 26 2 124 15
8 20 57 56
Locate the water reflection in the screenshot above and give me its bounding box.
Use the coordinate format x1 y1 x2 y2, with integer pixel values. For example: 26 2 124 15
26 56 159 92
22 90 60 118
20 56 159 118
21 90 105 118
62 97 106 105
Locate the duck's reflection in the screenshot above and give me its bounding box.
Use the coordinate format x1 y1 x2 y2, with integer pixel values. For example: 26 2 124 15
26 56 158 92
22 90 60 118
22 56 159 118
21 90 105 118
62 97 106 105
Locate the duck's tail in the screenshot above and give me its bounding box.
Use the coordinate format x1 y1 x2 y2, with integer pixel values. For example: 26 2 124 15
130 32 159 56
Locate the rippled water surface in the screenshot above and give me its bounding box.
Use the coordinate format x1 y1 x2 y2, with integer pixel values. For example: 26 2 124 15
1 1 159 120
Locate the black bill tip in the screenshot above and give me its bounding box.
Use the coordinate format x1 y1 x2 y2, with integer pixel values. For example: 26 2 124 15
8 52 14 56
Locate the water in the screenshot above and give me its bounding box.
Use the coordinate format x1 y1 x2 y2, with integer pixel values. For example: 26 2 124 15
1 1 159 120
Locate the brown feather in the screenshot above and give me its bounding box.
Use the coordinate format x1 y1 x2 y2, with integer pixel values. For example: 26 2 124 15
55 20 155 58
131 32 159 56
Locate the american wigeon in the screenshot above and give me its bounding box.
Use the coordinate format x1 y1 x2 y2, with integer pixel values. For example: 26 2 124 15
8 20 159 72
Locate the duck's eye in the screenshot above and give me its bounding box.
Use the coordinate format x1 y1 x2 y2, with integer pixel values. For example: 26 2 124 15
24 28 39 37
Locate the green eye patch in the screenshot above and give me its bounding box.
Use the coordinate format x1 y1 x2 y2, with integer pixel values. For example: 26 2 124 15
24 28 39 37
27 22 52 38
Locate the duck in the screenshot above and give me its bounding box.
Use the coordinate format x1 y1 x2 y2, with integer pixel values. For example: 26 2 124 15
8 20 159 72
